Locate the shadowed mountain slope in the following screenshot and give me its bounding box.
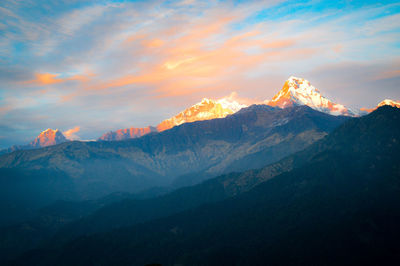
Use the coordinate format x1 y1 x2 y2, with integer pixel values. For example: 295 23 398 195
12 106 399 266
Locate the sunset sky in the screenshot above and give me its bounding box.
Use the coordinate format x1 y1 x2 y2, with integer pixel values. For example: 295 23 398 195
0 0 399 148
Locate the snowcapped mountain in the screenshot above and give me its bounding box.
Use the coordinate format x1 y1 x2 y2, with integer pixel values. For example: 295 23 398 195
360 99 400 113
98 97 247 141
156 97 247 131
266 76 356 116
99 76 359 142
30 128 68 148
377 99 400 108
3 76 372 149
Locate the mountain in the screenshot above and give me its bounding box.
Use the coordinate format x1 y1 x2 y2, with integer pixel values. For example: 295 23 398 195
29 128 67 148
377 99 400 108
98 97 247 141
156 97 247 131
0 105 348 225
14 106 399 266
267 76 356 116
0 129 68 155
98 126 157 141
360 99 400 113
100 76 355 142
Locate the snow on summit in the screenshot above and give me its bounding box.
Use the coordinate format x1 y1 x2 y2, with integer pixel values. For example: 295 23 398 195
156 97 247 131
266 76 356 116
98 96 248 141
377 99 400 109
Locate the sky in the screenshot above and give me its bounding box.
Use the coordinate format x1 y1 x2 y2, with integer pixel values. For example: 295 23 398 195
0 0 399 148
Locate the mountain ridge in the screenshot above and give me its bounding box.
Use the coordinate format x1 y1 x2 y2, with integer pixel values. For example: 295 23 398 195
0 105 349 227
98 96 248 141
98 76 359 142
2 76 384 149
11 106 400 266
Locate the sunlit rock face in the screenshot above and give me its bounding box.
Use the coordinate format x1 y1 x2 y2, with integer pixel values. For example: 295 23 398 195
98 126 157 141
267 76 356 116
29 128 67 148
99 97 247 141
156 98 247 131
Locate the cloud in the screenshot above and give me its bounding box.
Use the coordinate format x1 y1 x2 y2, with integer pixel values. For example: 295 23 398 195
221 91 263 106
21 72 91 86
63 126 80 140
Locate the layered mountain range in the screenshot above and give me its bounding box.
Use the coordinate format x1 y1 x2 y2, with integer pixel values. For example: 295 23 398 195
5 106 400 266
2 76 398 151
98 76 396 142
0 104 348 226
0 72 399 265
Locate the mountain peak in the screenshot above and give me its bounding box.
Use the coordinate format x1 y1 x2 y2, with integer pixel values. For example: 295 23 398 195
377 99 400 108
156 96 247 131
98 95 248 141
267 76 355 116
30 128 67 148
360 99 400 113
43 128 59 133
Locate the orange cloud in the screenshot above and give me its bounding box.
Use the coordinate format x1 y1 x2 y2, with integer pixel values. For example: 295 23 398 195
360 107 374 113
63 126 80 140
68 7 316 102
23 72 91 86
86 24 311 98
262 39 296 49
35 73 63 85
143 39 164 48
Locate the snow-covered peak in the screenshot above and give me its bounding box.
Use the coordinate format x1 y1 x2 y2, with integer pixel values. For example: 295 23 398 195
377 99 400 108
267 76 356 116
156 96 247 131
97 95 248 141
43 128 59 133
217 97 247 113
360 99 400 114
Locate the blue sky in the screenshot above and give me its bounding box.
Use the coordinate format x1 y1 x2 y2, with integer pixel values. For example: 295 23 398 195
0 0 399 148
